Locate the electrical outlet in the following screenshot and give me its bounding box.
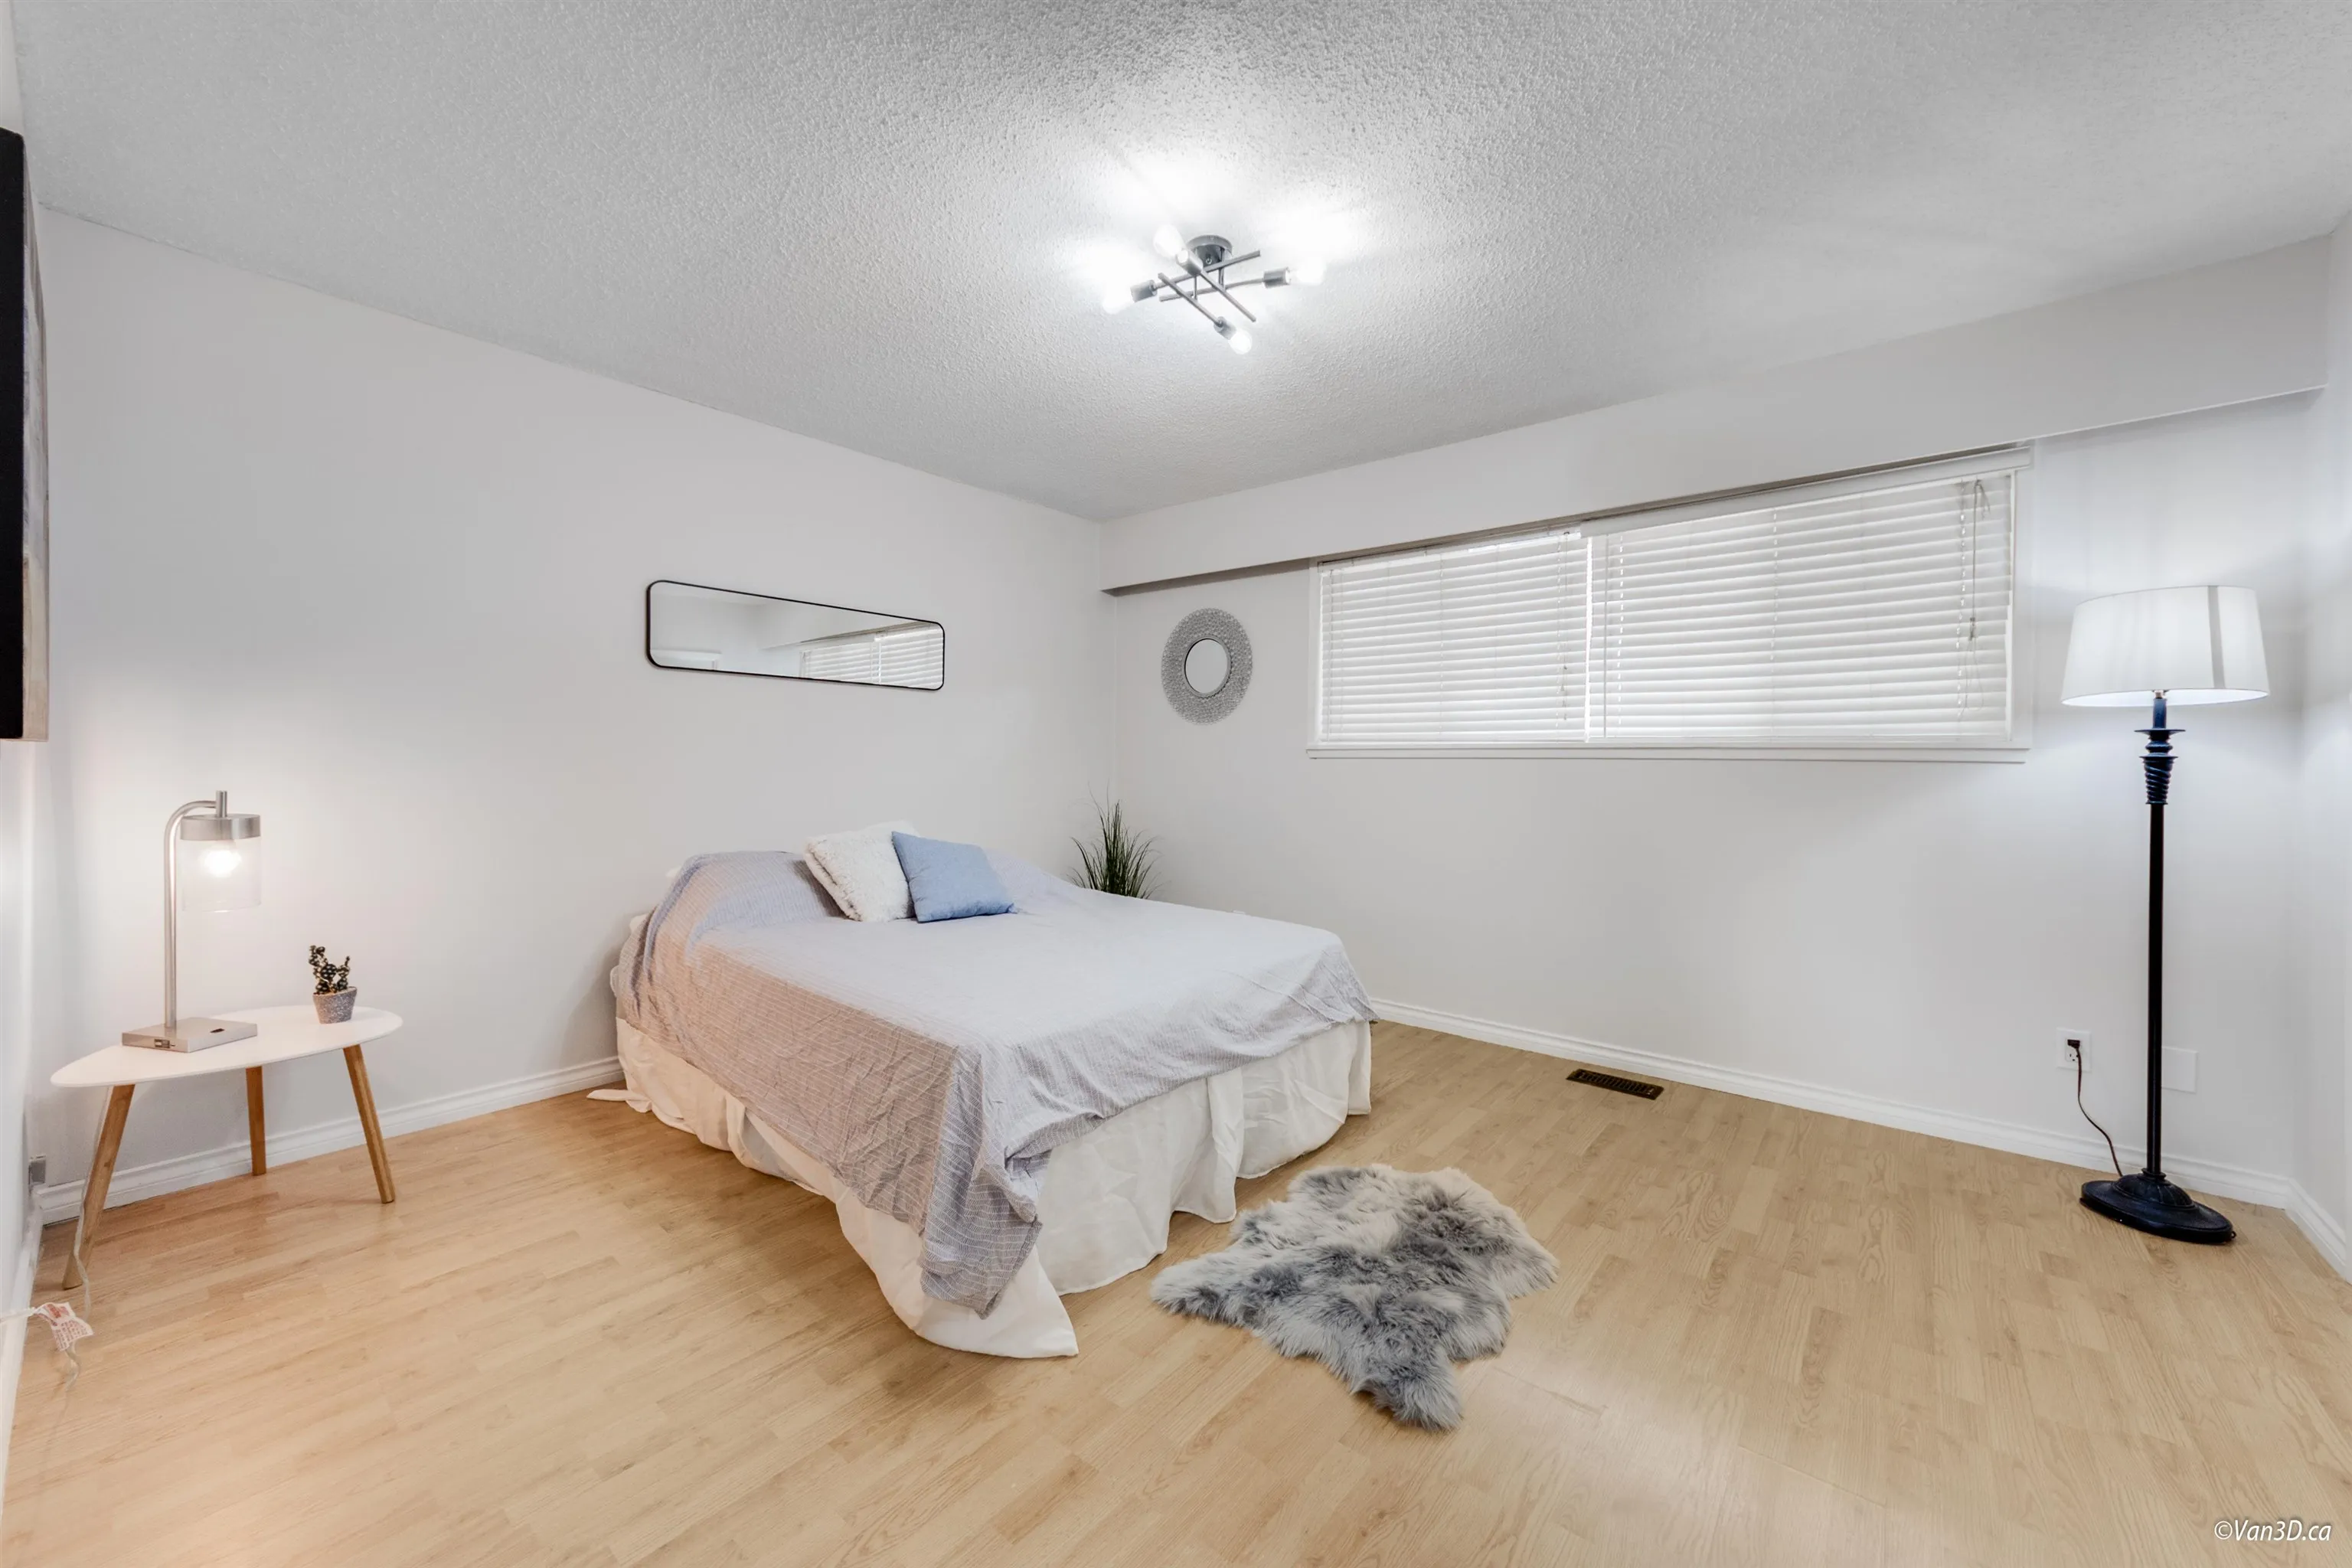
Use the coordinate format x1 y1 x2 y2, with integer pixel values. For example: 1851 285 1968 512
2057 1030 2092 1073
24 1154 44 1191
2162 1047 2198 1093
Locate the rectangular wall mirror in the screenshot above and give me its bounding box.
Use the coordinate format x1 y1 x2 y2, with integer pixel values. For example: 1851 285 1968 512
645 580 945 690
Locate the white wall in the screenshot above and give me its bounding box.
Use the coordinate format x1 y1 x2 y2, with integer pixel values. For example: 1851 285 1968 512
1116 395 2314 1202
1103 240 2329 590
2295 218 2352 1258
32 215 1109 1199
0 736 42 1487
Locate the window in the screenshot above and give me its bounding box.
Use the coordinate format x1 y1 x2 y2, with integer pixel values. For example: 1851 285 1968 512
798 622 946 688
1315 456 2019 752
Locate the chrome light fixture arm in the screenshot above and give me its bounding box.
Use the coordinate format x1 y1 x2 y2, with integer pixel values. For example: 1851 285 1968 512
1160 273 1227 332
1138 254 1269 305
1191 261 1259 325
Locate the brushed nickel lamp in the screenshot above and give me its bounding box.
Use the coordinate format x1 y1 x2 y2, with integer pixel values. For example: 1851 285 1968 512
2060 586 2266 1244
122 790 263 1051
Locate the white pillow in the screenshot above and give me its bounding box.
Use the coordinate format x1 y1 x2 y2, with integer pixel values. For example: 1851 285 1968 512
804 821 916 922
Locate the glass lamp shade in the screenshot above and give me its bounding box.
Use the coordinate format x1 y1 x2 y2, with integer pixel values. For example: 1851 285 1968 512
2060 585 2268 707
178 812 261 910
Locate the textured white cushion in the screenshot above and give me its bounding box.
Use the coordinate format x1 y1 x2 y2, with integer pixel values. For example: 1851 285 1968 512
804 821 916 921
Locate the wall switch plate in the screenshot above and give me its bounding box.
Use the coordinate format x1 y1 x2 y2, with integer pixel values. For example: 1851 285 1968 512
2161 1047 2198 1093
2056 1030 2092 1073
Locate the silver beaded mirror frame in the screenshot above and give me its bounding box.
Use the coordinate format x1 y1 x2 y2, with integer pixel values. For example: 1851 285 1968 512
1161 608 1252 724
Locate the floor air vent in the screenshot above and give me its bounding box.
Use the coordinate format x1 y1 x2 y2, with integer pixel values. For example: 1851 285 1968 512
1567 1068 1663 1100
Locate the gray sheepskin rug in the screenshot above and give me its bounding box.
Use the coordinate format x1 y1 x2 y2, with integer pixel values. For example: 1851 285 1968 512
1150 1165 1557 1429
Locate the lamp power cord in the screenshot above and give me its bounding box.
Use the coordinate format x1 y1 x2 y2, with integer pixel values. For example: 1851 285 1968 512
2074 1044 2124 1180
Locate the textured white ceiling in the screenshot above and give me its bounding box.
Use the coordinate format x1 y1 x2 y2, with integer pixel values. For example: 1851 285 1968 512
18 2 2352 519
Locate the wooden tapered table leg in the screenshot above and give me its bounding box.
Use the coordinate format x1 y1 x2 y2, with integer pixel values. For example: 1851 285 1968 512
245 1067 268 1175
343 1045 395 1204
60 1084 135 1290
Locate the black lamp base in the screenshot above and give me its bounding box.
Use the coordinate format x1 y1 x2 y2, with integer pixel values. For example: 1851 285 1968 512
2081 1171 2235 1244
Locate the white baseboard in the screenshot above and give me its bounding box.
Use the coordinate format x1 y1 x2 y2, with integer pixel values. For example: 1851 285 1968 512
34 1056 622 1225
2282 1180 2350 1278
1373 998 2347 1273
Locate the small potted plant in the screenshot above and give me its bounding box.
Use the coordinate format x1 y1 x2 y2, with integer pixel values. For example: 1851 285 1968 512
309 946 356 1024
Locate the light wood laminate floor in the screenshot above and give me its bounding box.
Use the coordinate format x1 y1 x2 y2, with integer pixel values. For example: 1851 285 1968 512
8 1024 2350 1566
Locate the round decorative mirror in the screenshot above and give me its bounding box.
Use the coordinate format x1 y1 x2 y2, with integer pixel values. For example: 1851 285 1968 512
1183 637 1230 697
1161 609 1252 724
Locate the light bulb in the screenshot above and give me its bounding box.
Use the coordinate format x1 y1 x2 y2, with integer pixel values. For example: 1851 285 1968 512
1227 326 1253 355
1152 224 1184 260
200 848 243 878
1292 257 1326 286
1101 286 1132 315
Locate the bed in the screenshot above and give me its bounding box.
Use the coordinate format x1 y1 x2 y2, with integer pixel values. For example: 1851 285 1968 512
603 849 1376 1357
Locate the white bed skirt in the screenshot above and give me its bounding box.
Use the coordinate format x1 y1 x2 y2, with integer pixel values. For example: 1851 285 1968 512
600 1014 1372 1358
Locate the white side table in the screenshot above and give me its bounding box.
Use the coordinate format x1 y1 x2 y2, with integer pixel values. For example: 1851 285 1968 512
51 1004 403 1287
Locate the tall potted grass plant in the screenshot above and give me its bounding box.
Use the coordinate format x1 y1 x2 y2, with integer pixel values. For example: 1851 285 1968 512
1073 803 1158 899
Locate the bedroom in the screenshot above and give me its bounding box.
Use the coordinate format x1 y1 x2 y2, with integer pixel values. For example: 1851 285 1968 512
0 2 2348 1564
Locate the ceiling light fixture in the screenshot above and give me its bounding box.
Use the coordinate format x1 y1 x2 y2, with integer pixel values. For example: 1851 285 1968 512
1101 232 1325 353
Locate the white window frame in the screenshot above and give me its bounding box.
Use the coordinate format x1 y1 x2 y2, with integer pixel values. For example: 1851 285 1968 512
1308 449 2034 763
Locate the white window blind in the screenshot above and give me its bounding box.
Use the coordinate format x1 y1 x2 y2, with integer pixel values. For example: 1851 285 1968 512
1317 529 1586 744
799 623 946 688
1315 464 2015 749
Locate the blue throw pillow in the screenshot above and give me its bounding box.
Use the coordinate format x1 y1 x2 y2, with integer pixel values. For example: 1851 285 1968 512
892 832 1017 923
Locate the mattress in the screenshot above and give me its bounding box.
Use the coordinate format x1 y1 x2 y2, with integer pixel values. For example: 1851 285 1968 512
600 1013 1372 1357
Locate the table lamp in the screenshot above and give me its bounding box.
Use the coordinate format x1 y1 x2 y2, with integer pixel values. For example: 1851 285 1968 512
2060 585 2265 1243
122 790 263 1051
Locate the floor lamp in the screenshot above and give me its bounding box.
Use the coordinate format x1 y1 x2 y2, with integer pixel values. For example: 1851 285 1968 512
2060 585 2266 1244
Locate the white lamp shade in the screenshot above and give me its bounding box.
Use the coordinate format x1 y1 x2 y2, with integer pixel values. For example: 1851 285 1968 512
2060 585 2267 707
